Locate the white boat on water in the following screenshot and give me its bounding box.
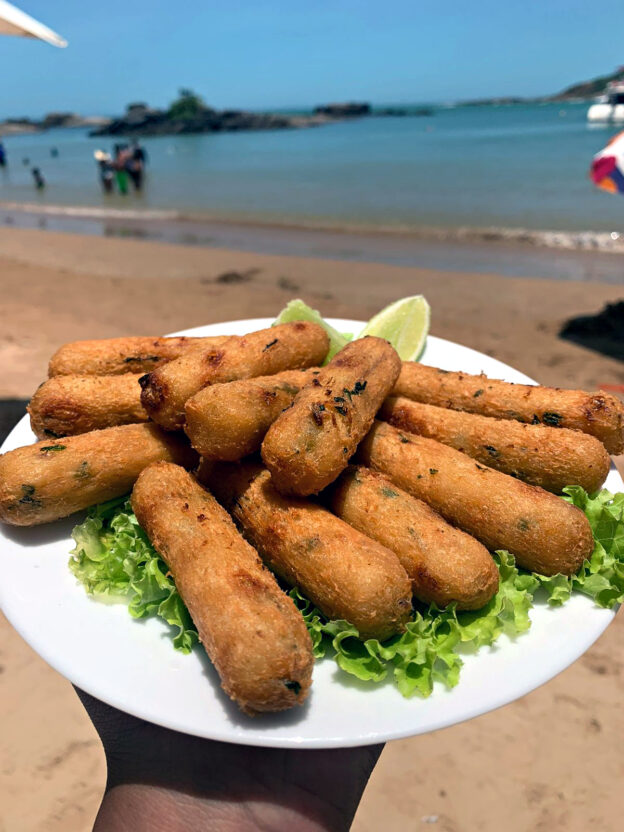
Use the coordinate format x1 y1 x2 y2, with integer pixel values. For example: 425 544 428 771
587 81 624 122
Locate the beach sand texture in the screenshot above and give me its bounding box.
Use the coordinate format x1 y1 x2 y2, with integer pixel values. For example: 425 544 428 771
0 227 622 831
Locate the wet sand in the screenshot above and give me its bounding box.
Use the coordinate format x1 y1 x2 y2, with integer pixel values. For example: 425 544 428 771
0 226 622 831
3 202 624 284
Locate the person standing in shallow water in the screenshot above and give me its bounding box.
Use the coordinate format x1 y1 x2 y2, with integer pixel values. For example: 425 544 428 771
94 150 114 193
95 151 114 194
32 167 45 190
127 140 148 191
113 144 131 195
0 141 6 167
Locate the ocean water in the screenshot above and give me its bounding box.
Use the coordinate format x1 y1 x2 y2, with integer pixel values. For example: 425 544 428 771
2 101 624 234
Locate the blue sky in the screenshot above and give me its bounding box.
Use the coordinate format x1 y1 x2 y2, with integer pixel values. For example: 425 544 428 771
2 1 624 117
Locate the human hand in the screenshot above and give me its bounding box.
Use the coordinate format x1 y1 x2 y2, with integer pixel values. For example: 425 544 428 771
76 687 383 832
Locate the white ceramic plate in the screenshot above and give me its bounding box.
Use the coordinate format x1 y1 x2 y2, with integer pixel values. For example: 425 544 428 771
0 318 621 749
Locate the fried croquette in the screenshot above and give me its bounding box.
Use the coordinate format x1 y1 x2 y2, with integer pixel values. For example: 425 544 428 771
48 335 228 377
380 397 611 494
184 369 314 460
262 337 401 495
131 462 313 715
393 363 624 454
0 424 197 526
200 460 412 640
357 421 594 576
142 322 330 431
28 374 147 438
328 466 499 609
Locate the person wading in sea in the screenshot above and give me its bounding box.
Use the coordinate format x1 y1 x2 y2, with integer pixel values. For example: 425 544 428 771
127 140 148 191
32 167 45 190
113 144 131 195
94 150 115 194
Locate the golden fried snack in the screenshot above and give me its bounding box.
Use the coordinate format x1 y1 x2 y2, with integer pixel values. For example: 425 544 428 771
28 374 147 439
393 363 624 454
48 335 228 377
131 463 313 715
185 369 315 461
357 421 594 576
261 337 401 495
201 461 412 640
380 397 611 494
0 424 197 526
142 322 329 431
328 466 499 610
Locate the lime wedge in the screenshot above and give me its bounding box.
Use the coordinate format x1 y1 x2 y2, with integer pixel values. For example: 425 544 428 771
273 299 352 362
357 295 430 360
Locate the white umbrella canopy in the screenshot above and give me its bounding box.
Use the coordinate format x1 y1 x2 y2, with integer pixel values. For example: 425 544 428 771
0 0 67 47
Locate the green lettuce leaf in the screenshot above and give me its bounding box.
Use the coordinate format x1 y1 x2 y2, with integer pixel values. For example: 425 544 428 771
542 486 624 609
290 550 536 697
273 298 352 361
69 486 624 698
69 498 198 653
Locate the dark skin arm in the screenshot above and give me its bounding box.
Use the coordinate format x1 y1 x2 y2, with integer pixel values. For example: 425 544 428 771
76 688 383 832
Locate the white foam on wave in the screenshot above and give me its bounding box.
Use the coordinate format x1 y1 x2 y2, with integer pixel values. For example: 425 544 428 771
2 200 624 254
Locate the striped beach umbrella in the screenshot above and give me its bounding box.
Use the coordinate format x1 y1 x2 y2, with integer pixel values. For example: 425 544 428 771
590 130 624 195
0 0 67 47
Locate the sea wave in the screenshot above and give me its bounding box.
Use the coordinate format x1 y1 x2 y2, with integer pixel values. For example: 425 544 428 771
2 200 624 254
0 201 180 222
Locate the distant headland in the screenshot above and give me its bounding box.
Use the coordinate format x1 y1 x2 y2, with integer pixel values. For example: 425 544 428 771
551 65 624 101
457 66 624 107
2 68 622 139
0 111 110 136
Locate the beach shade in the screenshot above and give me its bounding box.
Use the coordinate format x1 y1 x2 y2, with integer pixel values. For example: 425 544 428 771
590 130 624 195
0 0 67 47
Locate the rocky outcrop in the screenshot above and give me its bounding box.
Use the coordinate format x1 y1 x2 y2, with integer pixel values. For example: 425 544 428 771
376 106 434 117
313 102 371 117
459 97 528 107
0 119 40 135
43 112 111 128
90 106 330 137
41 112 82 128
0 113 111 135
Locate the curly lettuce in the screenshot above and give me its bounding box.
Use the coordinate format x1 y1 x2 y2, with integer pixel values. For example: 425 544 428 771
69 496 198 652
289 550 537 697
533 486 624 608
69 487 624 698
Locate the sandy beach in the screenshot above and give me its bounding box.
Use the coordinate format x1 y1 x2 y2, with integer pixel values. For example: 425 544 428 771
0 226 622 831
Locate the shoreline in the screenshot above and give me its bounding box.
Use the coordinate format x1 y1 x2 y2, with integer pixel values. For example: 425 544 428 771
4 199 624 251
2 201 624 284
